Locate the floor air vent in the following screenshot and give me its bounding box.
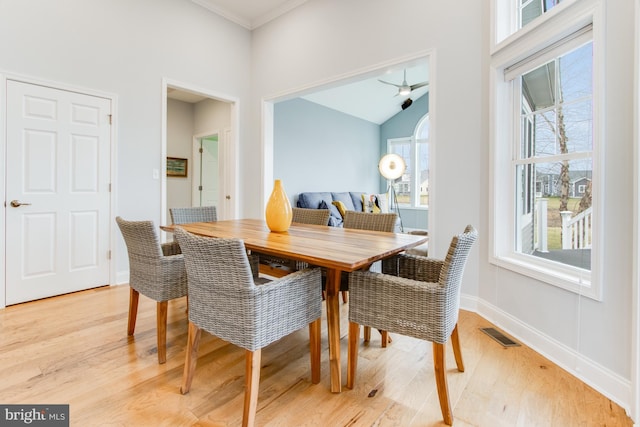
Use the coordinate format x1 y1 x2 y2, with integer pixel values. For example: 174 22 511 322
480 327 521 347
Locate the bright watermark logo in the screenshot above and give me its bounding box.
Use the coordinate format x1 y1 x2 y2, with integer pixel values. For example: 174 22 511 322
0 405 68 426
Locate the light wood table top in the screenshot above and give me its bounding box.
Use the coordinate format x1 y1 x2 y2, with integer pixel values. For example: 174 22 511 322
164 218 429 392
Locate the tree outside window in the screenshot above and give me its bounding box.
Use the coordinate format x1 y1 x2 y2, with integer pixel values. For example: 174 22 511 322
515 41 593 271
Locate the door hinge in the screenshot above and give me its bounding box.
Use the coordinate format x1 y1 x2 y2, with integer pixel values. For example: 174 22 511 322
198 185 203 191
199 147 203 153
108 183 111 192
107 250 112 260
108 114 113 125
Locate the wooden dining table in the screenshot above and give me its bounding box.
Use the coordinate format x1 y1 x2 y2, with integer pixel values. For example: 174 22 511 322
162 218 428 393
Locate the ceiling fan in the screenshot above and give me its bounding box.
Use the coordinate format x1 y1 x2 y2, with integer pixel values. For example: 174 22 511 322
378 69 429 97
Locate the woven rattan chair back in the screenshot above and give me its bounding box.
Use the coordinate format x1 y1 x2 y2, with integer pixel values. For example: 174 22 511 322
342 211 397 232
292 207 330 225
434 224 477 330
170 206 217 224
332 211 398 304
115 216 187 364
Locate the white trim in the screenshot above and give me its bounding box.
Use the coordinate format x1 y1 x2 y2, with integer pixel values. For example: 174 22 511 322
0 72 118 308
260 50 433 219
489 2 603 301
263 51 433 102
492 0 591 56
191 130 220 209
492 0 596 71
632 0 640 421
427 51 437 249
504 23 592 81
0 75 6 308
191 0 307 30
460 293 632 416
161 77 240 222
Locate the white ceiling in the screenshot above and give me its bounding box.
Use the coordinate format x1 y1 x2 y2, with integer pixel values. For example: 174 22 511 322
175 1 430 124
191 0 307 30
301 63 429 124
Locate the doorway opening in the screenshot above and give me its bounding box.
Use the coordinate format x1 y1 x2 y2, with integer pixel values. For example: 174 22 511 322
162 79 239 229
192 132 220 209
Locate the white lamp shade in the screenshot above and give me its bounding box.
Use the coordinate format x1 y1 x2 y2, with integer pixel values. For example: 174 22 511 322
378 154 406 180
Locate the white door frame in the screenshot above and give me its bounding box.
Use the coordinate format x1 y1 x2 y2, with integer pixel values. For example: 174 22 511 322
631 0 640 421
191 130 220 209
0 72 117 309
161 78 239 226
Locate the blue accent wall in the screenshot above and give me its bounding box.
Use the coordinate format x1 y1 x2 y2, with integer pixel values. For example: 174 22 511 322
274 95 429 230
380 93 429 144
274 98 381 204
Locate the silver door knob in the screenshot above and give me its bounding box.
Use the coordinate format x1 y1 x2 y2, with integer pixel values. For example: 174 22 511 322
10 200 31 207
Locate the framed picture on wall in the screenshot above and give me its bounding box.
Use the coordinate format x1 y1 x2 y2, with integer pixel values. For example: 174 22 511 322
167 157 188 177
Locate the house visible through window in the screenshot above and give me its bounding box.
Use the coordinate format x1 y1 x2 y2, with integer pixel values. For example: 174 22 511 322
386 114 429 209
515 41 593 271
491 0 601 299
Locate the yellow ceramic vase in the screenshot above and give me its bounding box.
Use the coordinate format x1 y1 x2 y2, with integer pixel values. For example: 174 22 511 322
265 179 293 232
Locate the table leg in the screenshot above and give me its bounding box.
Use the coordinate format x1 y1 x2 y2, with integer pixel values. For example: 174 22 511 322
325 268 342 393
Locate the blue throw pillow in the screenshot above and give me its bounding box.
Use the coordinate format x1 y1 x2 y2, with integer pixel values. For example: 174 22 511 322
350 192 365 212
320 200 343 226
331 192 356 211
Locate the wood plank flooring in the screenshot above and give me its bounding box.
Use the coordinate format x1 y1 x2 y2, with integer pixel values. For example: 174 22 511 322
0 284 632 426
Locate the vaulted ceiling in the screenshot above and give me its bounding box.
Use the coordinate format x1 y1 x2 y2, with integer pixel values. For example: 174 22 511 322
176 0 429 124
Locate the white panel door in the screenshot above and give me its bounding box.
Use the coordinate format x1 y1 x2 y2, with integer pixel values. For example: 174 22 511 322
201 137 219 208
5 80 111 305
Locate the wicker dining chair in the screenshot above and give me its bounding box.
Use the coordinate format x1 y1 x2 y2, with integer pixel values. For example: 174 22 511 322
170 205 262 281
292 207 331 225
174 227 322 427
325 211 398 304
346 225 477 426
258 207 330 277
169 205 217 224
115 216 188 364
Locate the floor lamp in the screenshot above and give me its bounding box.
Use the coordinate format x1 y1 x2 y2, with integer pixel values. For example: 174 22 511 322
378 153 406 232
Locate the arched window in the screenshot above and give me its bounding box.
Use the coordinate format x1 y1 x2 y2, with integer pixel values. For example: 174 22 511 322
386 114 429 208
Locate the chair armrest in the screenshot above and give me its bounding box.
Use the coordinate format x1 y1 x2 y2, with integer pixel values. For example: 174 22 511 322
348 270 452 343
250 268 323 348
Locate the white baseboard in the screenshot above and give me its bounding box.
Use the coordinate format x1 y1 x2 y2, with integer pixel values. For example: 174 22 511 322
460 293 633 418
116 270 129 286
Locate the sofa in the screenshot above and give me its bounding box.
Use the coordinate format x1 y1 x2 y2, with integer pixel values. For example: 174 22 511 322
296 191 393 228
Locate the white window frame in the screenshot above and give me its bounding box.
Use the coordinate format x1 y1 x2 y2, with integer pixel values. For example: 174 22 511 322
491 0 581 51
387 114 429 210
490 0 604 300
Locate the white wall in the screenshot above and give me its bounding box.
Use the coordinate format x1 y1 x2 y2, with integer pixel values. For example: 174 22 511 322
0 0 252 276
167 99 194 216
250 0 636 414
194 98 231 135
1 0 637 416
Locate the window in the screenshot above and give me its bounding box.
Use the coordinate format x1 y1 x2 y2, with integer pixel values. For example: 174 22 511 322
520 0 563 28
386 114 429 209
491 1 602 299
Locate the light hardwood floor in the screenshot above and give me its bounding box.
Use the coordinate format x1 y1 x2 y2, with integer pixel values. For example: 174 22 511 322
0 284 632 426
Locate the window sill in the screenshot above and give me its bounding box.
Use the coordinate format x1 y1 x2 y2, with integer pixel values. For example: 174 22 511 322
490 253 600 301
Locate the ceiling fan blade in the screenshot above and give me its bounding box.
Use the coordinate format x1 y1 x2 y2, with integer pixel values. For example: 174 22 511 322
378 79 402 88
410 81 429 91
